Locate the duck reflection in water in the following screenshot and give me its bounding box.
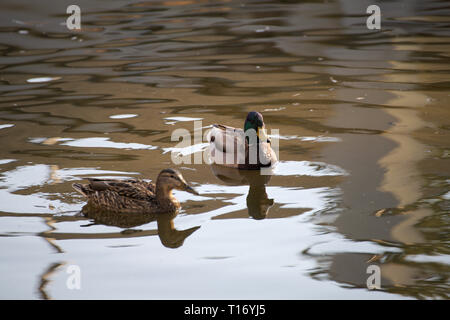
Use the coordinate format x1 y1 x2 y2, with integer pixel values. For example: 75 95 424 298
81 207 200 249
209 164 275 220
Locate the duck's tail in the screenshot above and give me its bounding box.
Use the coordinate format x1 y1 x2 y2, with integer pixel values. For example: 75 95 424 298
72 183 89 197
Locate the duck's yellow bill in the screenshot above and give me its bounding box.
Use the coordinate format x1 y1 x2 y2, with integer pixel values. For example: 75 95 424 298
258 127 269 142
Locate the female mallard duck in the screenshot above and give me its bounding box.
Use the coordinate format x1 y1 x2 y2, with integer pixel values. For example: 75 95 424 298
72 168 199 215
208 111 277 169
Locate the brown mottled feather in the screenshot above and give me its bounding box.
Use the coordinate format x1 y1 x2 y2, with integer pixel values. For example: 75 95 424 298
73 178 178 215
84 178 156 201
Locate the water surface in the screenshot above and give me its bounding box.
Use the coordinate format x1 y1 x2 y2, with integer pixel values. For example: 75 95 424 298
0 0 449 299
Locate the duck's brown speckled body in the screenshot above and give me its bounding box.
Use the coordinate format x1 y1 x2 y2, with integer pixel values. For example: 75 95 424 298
72 168 198 215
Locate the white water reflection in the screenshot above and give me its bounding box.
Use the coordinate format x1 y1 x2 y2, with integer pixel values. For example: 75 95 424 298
164 116 203 125
0 164 138 214
53 167 139 182
270 134 341 143
405 254 450 266
30 137 157 150
61 137 157 150
307 239 402 256
0 124 14 130
273 161 348 177
163 142 209 157
109 114 138 119
0 187 76 214
0 159 16 165
26 77 61 83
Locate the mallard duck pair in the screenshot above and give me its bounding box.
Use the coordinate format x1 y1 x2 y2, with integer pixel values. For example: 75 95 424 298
73 111 277 215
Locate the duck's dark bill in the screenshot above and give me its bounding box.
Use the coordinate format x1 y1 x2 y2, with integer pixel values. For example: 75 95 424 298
185 185 199 195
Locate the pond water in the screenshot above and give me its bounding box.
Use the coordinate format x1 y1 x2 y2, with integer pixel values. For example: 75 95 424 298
0 0 449 299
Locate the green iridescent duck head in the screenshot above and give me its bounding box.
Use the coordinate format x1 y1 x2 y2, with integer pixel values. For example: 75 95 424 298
244 111 270 143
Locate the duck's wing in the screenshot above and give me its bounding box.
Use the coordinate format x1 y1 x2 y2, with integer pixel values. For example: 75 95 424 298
208 124 247 167
209 124 245 153
73 178 155 201
208 124 278 169
82 189 160 214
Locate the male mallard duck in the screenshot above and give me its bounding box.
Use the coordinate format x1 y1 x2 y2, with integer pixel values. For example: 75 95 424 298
208 111 277 169
72 168 199 214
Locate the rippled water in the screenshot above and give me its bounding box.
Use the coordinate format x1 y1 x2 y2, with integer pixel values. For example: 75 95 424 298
0 0 449 299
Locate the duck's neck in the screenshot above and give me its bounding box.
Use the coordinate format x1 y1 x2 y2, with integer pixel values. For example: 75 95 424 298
244 124 262 145
155 184 180 210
